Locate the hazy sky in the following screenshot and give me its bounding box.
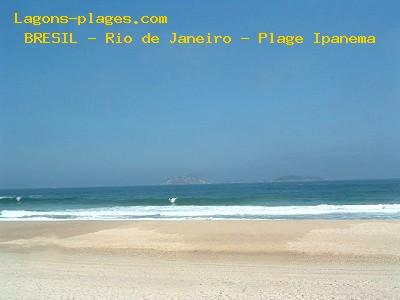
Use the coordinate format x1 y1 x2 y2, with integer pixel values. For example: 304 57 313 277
1 0 399 188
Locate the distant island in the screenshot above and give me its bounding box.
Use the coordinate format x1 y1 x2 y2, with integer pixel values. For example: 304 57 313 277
161 176 210 185
274 175 323 182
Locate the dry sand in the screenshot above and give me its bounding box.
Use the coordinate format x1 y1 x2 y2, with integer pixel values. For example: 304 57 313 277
1 220 400 299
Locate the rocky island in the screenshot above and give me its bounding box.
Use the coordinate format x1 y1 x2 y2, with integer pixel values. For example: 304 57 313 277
274 175 323 182
161 176 210 186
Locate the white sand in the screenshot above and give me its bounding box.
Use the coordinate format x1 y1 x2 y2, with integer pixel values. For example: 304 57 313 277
1 220 400 299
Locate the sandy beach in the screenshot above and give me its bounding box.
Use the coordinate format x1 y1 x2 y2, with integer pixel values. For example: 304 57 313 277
1 220 400 299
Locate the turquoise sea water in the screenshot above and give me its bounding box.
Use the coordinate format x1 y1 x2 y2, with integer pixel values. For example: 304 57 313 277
1 179 400 220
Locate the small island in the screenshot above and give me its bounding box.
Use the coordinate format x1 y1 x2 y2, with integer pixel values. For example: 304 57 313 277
161 176 210 185
274 175 323 182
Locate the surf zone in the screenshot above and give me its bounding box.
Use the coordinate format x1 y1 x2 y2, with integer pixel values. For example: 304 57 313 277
314 32 376 46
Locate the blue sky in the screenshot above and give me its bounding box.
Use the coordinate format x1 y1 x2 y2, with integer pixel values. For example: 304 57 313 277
1 0 399 188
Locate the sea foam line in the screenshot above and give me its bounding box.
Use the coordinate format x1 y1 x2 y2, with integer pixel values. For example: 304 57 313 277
1 204 400 220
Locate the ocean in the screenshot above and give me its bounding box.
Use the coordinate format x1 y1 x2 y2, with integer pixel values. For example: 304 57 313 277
1 179 400 221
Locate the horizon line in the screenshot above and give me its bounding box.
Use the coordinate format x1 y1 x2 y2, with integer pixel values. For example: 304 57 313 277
0 177 399 191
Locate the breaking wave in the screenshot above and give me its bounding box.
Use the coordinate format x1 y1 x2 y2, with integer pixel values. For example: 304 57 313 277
1 204 400 221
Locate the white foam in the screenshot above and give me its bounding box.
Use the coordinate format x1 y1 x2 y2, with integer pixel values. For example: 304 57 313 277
0 196 17 200
1 204 400 221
